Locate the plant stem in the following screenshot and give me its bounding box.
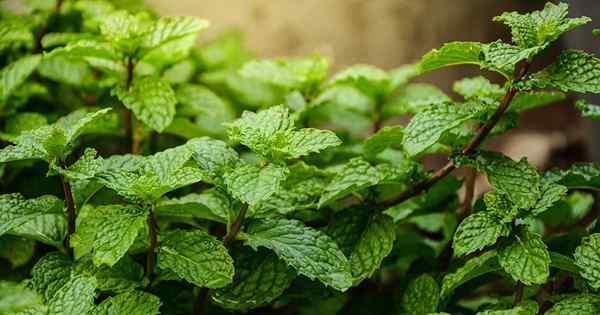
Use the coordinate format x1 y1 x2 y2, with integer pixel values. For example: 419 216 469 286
462 167 476 214
146 205 158 277
131 120 143 154
32 0 64 53
191 287 209 315
124 57 134 153
223 204 248 247
377 61 530 209
59 159 75 257
514 281 524 305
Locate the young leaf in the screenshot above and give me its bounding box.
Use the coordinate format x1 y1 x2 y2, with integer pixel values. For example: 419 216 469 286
402 102 477 157
224 163 288 206
363 126 404 158
113 76 177 132
530 182 567 216
90 290 161 315
0 55 42 103
453 76 504 101
0 194 63 237
498 230 550 285
158 229 234 288
493 2 589 49
70 205 147 266
47 276 97 315
211 248 296 310
401 274 440 315
452 212 510 257
418 42 482 74
187 137 239 181
526 50 600 93
441 250 501 299
318 158 380 208
243 218 352 291
574 233 600 289
142 16 208 50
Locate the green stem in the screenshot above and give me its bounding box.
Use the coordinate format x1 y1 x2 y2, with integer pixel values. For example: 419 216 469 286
59 159 75 258
32 0 64 53
124 56 135 153
146 205 158 277
223 204 248 247
514 281 524 305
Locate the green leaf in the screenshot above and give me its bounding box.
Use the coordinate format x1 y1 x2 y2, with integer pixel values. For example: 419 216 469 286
544 163 600 190
418 42 482 74
250 162 330 217
403 102 477 157
113 76 177 132
363 126 403 158
549 251 579 274
158 229 234 288
211 248 295 310
70 204 147 266
318 158 380 208
60 148 104 181
100 10 147 54
47 276 97 315
441 250 500 299
90 291 161 315
31 253 72 302
498 230 550 285
0 194 63 237
575 100 600 120
0 55 42 103
9 213 66 247
243 218 352 291
546 294 600 315
382 83 450 117
224 163 288 205
508 91 565 112
349 214 395 283
0 236 34 268
574 233 600 289
44 40 126 74
493 2 589 49
0 21 32 51
142 16 208 50
74 255 146 293
453 76 504 101
156 189 229 223
481 41 540 75
240 55 328 90
463 151 541 209
175 84 235 137
476 300 539 315
526 50 600 93
187 137 239 182
0 281 43 314
530 182 567 216
401 274 440 315
483 191 519 223
276 128 342 159
328 64 389 95
453 212 510 257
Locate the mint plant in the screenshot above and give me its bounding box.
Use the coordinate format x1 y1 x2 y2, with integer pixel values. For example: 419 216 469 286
0 1 600 314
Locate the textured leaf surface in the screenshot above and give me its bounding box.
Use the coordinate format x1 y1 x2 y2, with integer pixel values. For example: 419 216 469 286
71 204 147 266
113 77 177 132
546 295 600 315
0 281 43 314
544 163 600 190
575 100 600 121
187 137 239 182
493 2 589 49
401 274 440 315
441 250 500 299
526 50 600 93
363 126 403 158
243 218 352 291
212 248 295 310
498 231 550 285
328 64 389 95
0 236 34 268
0 194 63 237
47 276 96 315
91 291 161 315
402 102 476 156
74 255 146 293
156 189 229 223
349 214 395 283
0 55 41 102
318 158 380 207
224 163 287 205
530 182 567 216
158 229 234 288
277 128 341 159
31 253 72 302
475 300 539 315
142 16 208 49
574 233 600 289
453 76 504 101
465 151 541 209
453 212 510 257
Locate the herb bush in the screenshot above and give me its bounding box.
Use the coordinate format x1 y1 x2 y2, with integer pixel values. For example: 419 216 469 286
1 1 600 314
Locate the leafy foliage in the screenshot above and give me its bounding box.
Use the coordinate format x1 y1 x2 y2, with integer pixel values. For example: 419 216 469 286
0 1 598 314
